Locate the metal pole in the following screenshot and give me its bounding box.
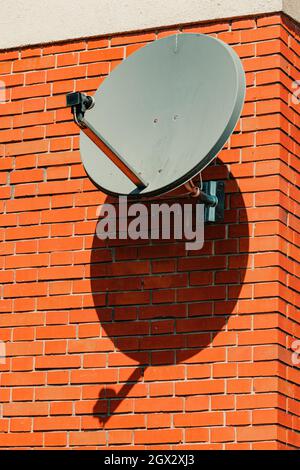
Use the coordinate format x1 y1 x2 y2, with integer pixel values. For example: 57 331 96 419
81 118 148 189
199 191 218 207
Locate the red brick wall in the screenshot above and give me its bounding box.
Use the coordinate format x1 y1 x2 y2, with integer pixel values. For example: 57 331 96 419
0 13 299 449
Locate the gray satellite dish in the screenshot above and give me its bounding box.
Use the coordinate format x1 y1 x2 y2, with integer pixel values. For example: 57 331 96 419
66 33 245 198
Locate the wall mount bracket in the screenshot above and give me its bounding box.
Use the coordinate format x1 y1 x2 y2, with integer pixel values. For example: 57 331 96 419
200 180 225 223
184 179 225 223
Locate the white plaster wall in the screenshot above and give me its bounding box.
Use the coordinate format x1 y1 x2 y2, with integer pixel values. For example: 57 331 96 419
0 0 298 50
283 0 300 23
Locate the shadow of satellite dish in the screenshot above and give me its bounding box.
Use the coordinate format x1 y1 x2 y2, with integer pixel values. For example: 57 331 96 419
89 161 249 425
65 33 248 426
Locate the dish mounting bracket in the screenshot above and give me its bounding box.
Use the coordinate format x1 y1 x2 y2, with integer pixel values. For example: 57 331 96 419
200 180 225 223
185 179 224 223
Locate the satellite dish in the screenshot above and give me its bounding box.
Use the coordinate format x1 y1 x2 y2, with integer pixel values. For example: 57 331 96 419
67 33 245 198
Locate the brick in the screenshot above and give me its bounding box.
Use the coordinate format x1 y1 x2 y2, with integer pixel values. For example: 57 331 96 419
69 431 106 446
1 372 46 386
177 286 226 302
71 369 118 384
0 116 12 130
0 126 22 143
241 25 282 43
174 412 224 427
80 48 124 64
23 97 45 113
11 356 34 371
88 38 109 49
43 42 86 55
237 425 278 442
3 403 48 417
12 83 51 100
38 180 82 195
0 62 12 74
13 111 54 128
34 417 80 431
68 338 114 353
36 325 76 339
35 355 81 369
0 74 24 88
36 387 81 401
0 101 22 116
44 432 67 447
57 53 79 67
10 418 32 432
6 254 49 268
0 51 19 61
21 47 42 58
4 282 47 298
13 56 55 72
46 122 78 137
38 150 80 166
257 15 282 27
176 380 225 396
5 140 48 156
186 428 210 443
87 62 110 77
41 208 85 224
47 65 86 82
108 430 133 445
0 433 43 447
218 30 241 44
39 266 84 280
10 169 44 184
25 70 46 85
135 397 183 413
211 427 235 443
47 371 69 385
13 327 35 342
185 396 209 411
50 401 73 415
232 19 256 30
53 79 74 95
134 429 182 445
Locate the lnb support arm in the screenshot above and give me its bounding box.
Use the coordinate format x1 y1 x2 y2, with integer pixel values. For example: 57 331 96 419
66 92 148 189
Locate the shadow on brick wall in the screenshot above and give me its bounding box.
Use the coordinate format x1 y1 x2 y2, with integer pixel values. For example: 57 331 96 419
89 159 249 426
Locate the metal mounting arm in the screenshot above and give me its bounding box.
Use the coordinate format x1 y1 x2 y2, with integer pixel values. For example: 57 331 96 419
185 179 225 223
66 92 148 189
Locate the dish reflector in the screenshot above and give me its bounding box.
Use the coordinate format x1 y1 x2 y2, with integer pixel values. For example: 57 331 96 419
79 33 246 197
